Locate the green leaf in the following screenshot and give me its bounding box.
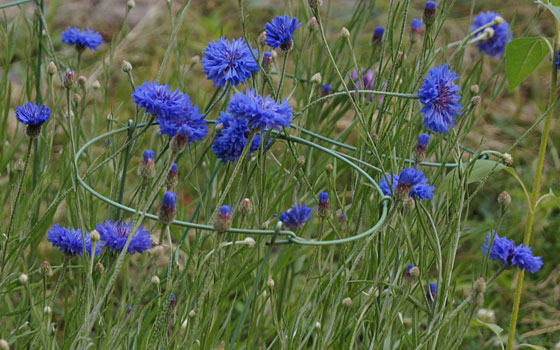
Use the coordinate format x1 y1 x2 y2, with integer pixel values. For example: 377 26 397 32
515 344 547 350
470 318 504 349
505 37 549 91
537 0 560 21
438 159 506 193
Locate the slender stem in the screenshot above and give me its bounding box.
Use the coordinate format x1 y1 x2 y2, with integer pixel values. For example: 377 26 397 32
50 257 70 308
0 137 33 278
276 51 289 101
506 17 559 350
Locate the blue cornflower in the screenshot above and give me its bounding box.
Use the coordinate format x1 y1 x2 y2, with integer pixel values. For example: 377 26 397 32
47 224 100 257
61 27 103 51
427 283 437 301
211 112 261 163
201 38 259 87
15 103 51 126
132 81 186 119
214 205 232 232
227 89 292 131
279 204 312 230
143 150 155 164
159 191 177 224
264 15 302 50
511 245 543 274
380 167 434 200
411 18 422 32
163 104 208 141
418 64 463 133
371 26 384 44
96 220 152 255
481 232 543 273
481 231 515 265
161 191 177 210
322 84 331 95
318 192 329 218
418 133 430 148
472 11 512 57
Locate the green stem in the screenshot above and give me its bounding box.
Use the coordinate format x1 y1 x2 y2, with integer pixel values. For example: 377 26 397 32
0 137 33 278
276 51 289 101
506 18 559 350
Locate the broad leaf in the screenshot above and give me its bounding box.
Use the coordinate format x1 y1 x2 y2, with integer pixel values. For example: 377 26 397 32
505 37 549 91
438 159 506 193
537 0 560 22
470 318 504 349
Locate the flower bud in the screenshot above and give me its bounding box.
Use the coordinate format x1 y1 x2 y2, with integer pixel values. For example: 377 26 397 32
395 51 404 68
158 191 177 225
267 277 275 289
471 95 481 107
476 308 496 324
151 275 160 285
497 191 511 208
314 321 321 330
63 69 75 89
92 80 101 90
423 1 436 27
297 155 305 167
168 294 176 307
501 153 513 167
244 237 256 248
40 261 53 278
181 319 188 331
189 309 196 318
470 84 480 94
371 26 384 45
340 27 351 39
325 164 333 173
321 84 331 96
127 0 136 9
190 55 200 65
78 75 87 87
258 31 267 46
310 72 322 85
14 159 25 172
138 150 155 179
410 18 422 43
95 262 104 274
337 210 347 231
483 27 495 41
427 283 437 302
170 133 188 154
72 93 81 104
214 205 232 233
473 277 486 294
47 61 57 76
122 60 133 73
307 17 319 32
240 198 253 216
90 230 100 243
44 306 52 315
342 297 352 307
262 52 273 74
318 192 329 218
19 274 28 285
493 16 504 25
0 339 8 350
165 163 179 190
405 264 419 278
413 133 430 164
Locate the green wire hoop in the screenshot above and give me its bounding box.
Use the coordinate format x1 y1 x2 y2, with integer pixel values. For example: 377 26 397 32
75 122 391 246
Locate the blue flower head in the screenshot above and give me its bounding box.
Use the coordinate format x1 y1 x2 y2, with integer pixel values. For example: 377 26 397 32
423 1 437 26
61 27 103 51
47 224 100 257
379 168 434 201
318 192 329 206
411 18 422 32
212 112 262 163
227 89 292 131
318 192 329 217
96 220 152 255
143 150 155 164
555 49 560 69
162 191 177 211
418 64 463 133
418 133 430 148
16 103 51 126
214 205 232 232
372 26 384 44
472 11 512 57
511 245 543 274
279 204 312 230
132 81 186 119
427 283 437 301
169 163 178 175
202 38 259 87
322 84 331 95
264 15 302 50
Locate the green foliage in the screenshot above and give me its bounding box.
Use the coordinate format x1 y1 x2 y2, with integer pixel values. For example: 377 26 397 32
505 38 549 91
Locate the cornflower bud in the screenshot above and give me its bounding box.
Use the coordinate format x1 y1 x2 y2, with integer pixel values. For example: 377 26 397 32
321 84 331 96
122 60 133 73
44 306 52 316
72 93 81 104
158 191 177 225
340 27 350 39
19 274 28 285
476 308 496 323
325 164 333 173
314 322 321 330
127 0 136 9
471 95 481 107
310 72 322 85
181 319 188 331
318 192 329 218
151 275 160 285
498 191 511 209
427 283 437 302
307 17 319 32
297 155 305 167
47 61 57 76
190 55 200 65
188 309 196 318
138 150 155 179
258 31 267 46
92 80 101 90
78 75 87 87
473 277 486 294
240 198 253 216
14 159 24 172
90 230 100 243
165 163 179 189
413 133 430 164
395 51 404 68
168 294 176 308
371 26 384 45
342 297 352 307
405 264 420 278
64 69 76 89
40 261 53 278
214 205 232 233
493 16 504 25
502 153 513 166
244 237 256 248
482 27 495 41
337 210 347 231
0 339 8 350
267 277 275 289
410 18 422 43
95 262 104 274
262 52 273 74
470 84 480 94
423 1 436 27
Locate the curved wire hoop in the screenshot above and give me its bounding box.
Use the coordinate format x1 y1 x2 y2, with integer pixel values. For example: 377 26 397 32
75 122 391 246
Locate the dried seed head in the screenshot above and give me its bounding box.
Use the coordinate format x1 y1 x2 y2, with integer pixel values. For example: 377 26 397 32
127 0 136 9
470 84 480 94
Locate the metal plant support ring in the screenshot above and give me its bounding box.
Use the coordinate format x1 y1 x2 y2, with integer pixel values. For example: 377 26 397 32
75 122 391 246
